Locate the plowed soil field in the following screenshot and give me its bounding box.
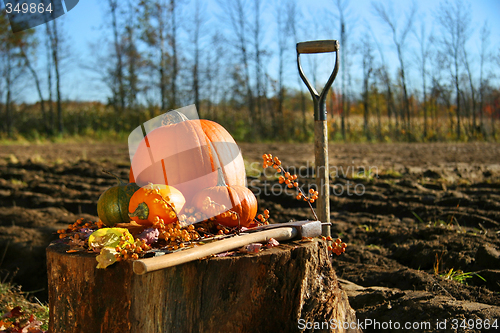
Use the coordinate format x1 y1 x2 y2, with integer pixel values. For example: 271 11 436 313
1 142 499 332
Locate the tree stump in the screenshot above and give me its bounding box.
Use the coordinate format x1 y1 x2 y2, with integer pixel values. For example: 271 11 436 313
47 239 360 333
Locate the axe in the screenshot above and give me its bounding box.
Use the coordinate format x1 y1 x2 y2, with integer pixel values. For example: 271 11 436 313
133 220 322 275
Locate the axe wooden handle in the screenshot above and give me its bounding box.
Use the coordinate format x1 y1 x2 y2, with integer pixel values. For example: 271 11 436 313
133 227 297 275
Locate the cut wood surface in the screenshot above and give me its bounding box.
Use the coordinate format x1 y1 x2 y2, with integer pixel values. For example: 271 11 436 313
47 239 360 333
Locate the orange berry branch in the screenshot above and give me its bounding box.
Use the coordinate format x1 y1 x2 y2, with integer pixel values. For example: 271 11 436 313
321 236 347 256
262 154 319 221
262 154 347 256
256 209 270 225
198 196 241 232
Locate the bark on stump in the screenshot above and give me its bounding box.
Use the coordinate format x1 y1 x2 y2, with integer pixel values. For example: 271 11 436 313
47 239 360 333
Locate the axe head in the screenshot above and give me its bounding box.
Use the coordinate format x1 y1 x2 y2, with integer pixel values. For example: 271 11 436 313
247 220 323 238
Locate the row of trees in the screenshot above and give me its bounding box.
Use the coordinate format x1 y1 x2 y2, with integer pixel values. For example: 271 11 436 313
0 9 64 137
353 0 499 141
0 0 499 142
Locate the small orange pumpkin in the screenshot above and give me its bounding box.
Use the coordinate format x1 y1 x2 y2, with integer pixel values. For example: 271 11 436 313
192 169 257 227
128 184 186 227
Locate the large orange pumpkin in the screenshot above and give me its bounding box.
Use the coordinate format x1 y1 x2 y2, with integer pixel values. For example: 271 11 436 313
129 112 246 205
192 169 258 227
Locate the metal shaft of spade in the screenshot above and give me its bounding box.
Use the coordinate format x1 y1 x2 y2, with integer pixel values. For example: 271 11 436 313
296 40 340 237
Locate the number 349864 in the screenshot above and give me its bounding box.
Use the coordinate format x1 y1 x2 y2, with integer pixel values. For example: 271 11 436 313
451 318 498 330
5 2 54 14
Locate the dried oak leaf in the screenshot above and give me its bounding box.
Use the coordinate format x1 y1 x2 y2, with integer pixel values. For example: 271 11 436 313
2 306 23 319
238 243 262 254
266 238 279 248
21 315 44 333
96 247 118 269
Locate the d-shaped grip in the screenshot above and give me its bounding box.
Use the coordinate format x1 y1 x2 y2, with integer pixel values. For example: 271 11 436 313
296 40 339 54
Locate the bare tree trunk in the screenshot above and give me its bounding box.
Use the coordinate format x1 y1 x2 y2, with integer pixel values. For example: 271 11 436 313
430 74 441 135
329 88 335 124
373 2 415 140
5 48 13 137
0 16 37 137
436 0 471 140
375 85 382 140
478 23 490 137
478 83 485 138
369 27 395 136
193 53 199 111
447 96 454 136
125 0 140 111
301 92 307 138
275 0 289 139
361 32 373 141
204 51 212 117
362 84 370 141
463 51 476 136
423 93 428 139
454 57 461 139
398 51 410 136
21 47 48 133
220 0 254 130
160 49 167 111
433 98 438 134
339 17 346 141
252 0 264 135
139 0 171 112
47 20 63 134
287 0 307 140
109 0 125 115
263 72 275 135
45 24 55 134
0 101 3 133
54 25 63 134
5 94 12 137
144 1 169 112
491 98 496 138
191 0 204 112
169 0 178 110
415 24 430 139
205 34 218 120
205 32 225 122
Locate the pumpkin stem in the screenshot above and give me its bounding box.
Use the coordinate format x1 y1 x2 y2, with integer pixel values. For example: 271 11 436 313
216 168 227 187
161 110 189 125
129 202 149 220
102 169 126 185
208 141 229 186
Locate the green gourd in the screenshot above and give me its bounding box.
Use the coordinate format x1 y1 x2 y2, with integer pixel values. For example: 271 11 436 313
97 170 140 227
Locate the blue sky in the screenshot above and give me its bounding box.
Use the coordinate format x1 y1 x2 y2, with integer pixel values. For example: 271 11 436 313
4 0 500 103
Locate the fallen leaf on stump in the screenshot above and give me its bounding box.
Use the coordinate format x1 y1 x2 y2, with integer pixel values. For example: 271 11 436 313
96 247 118 269
238 243 262 254
214 251 235 257
266 238 279 249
